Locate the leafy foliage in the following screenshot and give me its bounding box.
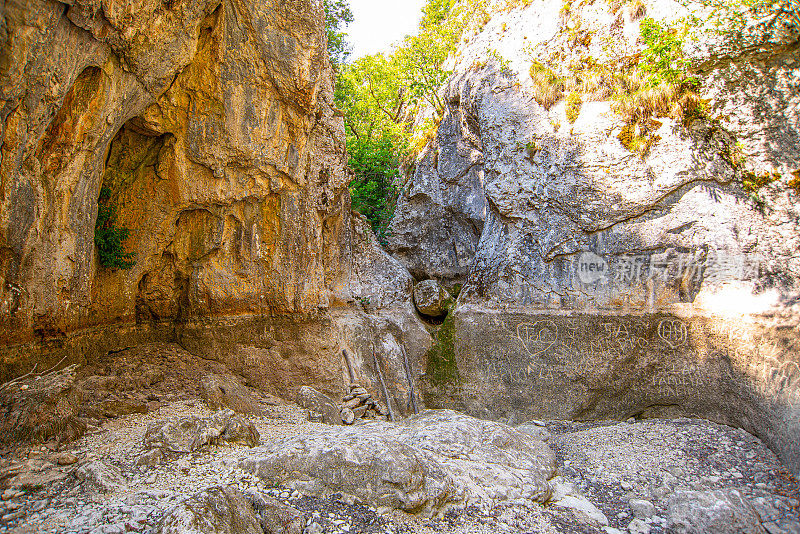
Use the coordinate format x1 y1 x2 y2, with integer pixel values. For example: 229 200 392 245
741 171 780 193
94 187 135 270
335 54 408 145
638 17 695 87
566 91 582 123
335 0 490 149
347 136 404 245
324 0 354 66
333 0 494 245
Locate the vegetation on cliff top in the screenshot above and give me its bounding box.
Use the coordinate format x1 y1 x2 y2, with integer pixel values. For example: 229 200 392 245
329 0 798 240
330 0 484 244
324 0 354 66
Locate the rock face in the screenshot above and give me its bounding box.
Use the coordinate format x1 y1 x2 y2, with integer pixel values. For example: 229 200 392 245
239 409 556 515
400 0 800 478
0 0 431 417
1 0 343 340
387 143 486 288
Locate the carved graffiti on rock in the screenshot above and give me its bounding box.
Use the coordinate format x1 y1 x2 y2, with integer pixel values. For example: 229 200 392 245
658 319 688 348
516 320 558 358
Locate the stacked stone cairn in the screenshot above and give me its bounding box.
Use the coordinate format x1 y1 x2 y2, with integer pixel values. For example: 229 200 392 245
339 384 390 424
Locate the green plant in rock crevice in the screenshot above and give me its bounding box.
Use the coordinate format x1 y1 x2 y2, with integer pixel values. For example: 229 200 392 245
788 170 800 194
529 60 564 110
566 91 582 123
487 48 513 75
94 187 135 270
741 171 781 194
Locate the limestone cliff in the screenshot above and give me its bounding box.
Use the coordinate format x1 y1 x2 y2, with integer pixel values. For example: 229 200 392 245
390 0 800 476
0 0 430 411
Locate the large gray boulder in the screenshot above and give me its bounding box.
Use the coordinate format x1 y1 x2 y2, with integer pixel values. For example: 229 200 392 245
143 410 259 454
239 409 556 515
157 486 262 534
666 490 767 534
296 386 341 426
413 280 453 317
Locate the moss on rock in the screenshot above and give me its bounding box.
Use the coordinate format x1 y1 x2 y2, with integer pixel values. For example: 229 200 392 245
425 312 459 386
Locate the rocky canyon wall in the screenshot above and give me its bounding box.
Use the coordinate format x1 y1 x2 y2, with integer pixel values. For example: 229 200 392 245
0 0 431 411
391 0 800 476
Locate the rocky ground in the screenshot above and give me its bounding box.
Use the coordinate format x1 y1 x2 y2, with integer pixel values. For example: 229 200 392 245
0 394 797 534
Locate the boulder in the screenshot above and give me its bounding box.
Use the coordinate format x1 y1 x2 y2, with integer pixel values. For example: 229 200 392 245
55 452 79 466
239 410 556 515
412 280 453 318
157 486 262 534
340 407 355 425
553 494 609 527
629 498 657 520
200 374 262 415
247 492 304 534
296 386 341 426
628 518 651 534
143 410 259 454
74 461 127 494
666 490 767 534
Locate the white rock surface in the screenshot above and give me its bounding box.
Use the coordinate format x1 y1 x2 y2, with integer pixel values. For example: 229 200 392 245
239 409 556 515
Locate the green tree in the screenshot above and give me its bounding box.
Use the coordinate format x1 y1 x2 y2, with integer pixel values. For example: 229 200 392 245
324 0 354 66
636 17 698 90
348 135 404 245
334 0 491 245
335 54 407 144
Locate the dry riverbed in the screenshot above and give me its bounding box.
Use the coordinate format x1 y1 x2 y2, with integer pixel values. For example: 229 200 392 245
0 399 798 534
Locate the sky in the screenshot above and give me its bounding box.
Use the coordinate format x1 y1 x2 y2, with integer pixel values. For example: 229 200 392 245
347 0 428 59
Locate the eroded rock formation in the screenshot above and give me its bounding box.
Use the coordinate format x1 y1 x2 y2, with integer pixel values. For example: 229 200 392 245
0 0 431 426
393 0 800 477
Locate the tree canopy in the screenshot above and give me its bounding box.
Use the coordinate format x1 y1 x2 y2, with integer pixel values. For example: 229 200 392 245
324 0 354 66
325 0 491 244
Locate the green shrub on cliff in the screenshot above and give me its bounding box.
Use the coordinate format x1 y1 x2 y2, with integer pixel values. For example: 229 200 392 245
638 17 695 88
94 187 135 270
